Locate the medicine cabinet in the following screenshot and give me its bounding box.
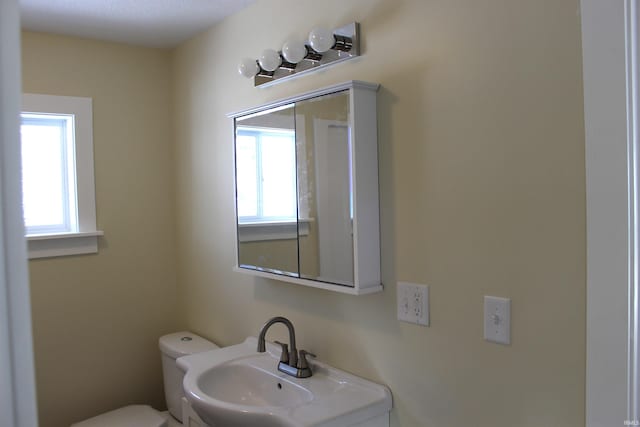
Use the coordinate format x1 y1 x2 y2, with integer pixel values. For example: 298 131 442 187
229 81 381 295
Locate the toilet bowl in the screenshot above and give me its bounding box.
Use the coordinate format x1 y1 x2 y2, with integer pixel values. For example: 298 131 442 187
71 332 218 427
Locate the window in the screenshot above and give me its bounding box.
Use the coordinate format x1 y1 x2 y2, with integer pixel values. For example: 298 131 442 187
21 113 76 234
235 126 297 224
235 125 310 242
21 94 102 258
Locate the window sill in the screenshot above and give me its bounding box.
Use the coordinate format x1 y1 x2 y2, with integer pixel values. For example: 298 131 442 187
26 230 104 259
238 219 311 242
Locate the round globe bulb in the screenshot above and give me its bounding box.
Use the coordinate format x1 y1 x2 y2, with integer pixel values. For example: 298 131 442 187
308 27 335 53
238 58 259 78
281 39 307 64
258 49 281 72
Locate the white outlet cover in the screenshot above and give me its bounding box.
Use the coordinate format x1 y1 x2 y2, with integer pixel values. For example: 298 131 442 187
484 296 511 345
397 283 411 322
415 284 429 326
397 282 429 326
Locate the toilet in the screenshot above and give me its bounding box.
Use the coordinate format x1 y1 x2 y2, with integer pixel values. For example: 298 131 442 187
72 331 218 427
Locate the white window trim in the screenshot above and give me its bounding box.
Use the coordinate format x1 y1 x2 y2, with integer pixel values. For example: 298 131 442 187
22 93 102 258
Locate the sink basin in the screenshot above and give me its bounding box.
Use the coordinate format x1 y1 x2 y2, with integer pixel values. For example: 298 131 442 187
178 337 392 427
197 358 313 408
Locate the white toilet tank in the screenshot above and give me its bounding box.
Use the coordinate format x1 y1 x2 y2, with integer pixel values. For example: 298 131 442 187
159 332 218 422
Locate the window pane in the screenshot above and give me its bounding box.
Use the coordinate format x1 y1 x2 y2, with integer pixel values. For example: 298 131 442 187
261 134 296 219
236 134 258 218
21 118 69 230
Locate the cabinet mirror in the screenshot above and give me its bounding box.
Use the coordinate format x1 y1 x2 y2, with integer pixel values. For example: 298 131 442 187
231 81 381 295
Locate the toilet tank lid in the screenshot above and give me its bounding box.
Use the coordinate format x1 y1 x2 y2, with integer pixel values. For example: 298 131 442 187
159 331 219 359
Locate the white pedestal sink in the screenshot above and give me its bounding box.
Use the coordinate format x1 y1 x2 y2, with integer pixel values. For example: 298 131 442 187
178 337 392 427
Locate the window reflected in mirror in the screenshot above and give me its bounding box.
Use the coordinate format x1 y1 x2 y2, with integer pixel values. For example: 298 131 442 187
235 104 299 276
236 127 296 223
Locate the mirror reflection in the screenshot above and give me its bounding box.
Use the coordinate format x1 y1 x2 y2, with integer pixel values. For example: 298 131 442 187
296 91 353 285
235 104 298 275
234 90 355 287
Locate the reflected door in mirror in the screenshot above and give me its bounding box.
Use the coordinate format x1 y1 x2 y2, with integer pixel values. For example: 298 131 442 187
296 91 354 285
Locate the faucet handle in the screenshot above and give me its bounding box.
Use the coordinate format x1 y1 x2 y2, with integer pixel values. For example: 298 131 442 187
273 340 290 364
297 349 316 370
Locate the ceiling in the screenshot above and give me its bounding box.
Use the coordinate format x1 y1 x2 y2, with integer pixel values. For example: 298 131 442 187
19 0 257 48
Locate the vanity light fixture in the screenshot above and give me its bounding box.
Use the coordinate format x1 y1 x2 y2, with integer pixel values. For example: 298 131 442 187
281 39 307 64
308 27 336 53
258 49 282 72
238 57 260 78
237 22 360 88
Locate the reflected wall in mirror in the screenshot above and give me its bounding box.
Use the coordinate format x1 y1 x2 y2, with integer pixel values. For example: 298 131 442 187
231 81 381 295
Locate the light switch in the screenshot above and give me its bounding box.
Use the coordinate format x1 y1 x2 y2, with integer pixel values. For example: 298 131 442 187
484 296 511 345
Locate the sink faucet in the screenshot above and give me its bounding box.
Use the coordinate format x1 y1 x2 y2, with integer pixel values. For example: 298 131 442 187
257 316 315 378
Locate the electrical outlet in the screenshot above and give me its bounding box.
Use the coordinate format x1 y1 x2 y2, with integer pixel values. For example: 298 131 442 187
397 282 429 326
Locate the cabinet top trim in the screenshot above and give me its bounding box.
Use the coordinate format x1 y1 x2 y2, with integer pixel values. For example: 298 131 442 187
227 80 380 119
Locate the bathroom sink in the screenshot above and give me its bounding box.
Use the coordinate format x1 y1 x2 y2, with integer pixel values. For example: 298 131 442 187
178 337 392 427
197 358 313 408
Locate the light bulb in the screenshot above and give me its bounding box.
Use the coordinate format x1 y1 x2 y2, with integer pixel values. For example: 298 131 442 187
281 39 307 63
308 27 335 53
258 49 281 72
238 58 259 78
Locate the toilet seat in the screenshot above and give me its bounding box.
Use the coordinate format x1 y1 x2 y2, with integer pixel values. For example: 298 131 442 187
71 405 168 427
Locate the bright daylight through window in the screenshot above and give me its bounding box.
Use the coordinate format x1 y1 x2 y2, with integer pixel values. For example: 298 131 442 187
235 127 297 224
21 93 101 258
21 113 77 234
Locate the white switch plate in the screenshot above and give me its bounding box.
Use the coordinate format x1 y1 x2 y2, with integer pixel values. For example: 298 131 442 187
397 282 429 326
484 296 511 345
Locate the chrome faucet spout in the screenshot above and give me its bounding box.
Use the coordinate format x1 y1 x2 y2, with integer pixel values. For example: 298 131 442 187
257 316 298 368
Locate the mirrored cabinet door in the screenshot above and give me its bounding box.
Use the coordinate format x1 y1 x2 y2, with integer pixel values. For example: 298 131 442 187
235 104 299 276
296 91 353 286
231 81 381 295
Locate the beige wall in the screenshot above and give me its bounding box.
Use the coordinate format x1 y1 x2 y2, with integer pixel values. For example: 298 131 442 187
22 32 182 427
173 0 585 426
